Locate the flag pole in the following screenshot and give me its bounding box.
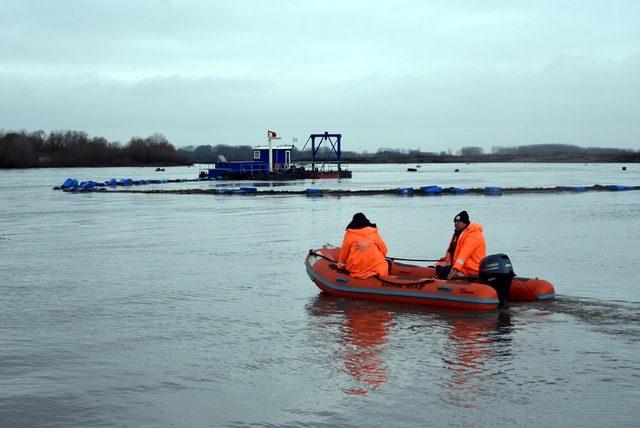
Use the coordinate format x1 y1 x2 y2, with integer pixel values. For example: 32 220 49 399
268 131 273 173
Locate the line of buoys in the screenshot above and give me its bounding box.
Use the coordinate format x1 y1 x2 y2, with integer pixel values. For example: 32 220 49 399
56 183 640 196
53 176 200 191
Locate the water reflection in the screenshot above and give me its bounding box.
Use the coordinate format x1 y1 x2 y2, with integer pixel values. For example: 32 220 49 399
307 294 515 401
307 294 393 395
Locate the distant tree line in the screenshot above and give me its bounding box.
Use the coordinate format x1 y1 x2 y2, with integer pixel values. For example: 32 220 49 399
2 129 638 168
490 144 635 157
344 144 638 163
0 129 190 168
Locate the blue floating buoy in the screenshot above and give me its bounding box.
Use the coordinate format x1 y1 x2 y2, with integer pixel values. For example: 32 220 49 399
484 186 502 196
240 187 257 193
450 187 469 194
306 188 323 196
61 178 78 189
105 178 117 186
120 178 133 186
570 186 587 192
420 185 442 195
395 187 414 195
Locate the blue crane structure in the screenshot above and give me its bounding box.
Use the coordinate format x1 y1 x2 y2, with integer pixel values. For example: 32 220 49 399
297 132 349 174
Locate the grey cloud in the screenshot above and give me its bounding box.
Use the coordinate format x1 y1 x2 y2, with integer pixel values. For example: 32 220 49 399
1 0 638 151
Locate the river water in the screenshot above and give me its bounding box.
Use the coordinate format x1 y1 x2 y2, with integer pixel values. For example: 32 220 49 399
1 163 639 427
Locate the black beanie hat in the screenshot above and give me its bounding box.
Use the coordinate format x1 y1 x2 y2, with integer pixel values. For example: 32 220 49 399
454 210 470 224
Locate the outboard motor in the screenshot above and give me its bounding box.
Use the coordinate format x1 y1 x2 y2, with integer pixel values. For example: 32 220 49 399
479 254 515 308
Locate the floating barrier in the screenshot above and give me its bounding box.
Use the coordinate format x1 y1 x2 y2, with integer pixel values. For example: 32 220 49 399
306 188 324 196
55 176 198 192
215 187 258 195
450 187 469 195
54 180 639 197
407 168 417 172
606 185 635 191
484 186 502 196
420 185 442 195
56 176 175 191
110 184 635 196
395 187 414 195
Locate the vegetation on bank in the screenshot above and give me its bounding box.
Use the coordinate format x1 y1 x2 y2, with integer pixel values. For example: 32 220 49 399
0 130 190 168
1 129 638 168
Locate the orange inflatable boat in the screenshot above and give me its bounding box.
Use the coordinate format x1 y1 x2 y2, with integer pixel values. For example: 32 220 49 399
305 247 555 311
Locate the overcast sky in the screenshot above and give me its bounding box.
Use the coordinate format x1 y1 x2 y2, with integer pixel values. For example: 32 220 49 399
1 0 639 151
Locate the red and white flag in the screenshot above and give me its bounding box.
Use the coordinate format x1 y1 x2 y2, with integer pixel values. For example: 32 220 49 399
267 130 277 138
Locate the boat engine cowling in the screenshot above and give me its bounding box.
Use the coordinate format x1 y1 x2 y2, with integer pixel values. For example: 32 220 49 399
479 254 515 307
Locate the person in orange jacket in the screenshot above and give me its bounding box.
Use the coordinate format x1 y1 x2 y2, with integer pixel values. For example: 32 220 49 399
436 211 487 279
338 213 389 279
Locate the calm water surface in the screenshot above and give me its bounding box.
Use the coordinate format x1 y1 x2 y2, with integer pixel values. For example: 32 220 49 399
1 164 639 427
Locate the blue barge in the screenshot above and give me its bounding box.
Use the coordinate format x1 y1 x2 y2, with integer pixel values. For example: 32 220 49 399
200 132 352 180
201 145 308 180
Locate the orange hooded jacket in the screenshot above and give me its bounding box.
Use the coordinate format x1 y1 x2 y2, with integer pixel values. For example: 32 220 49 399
339 227 389 279
443 222 487 276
